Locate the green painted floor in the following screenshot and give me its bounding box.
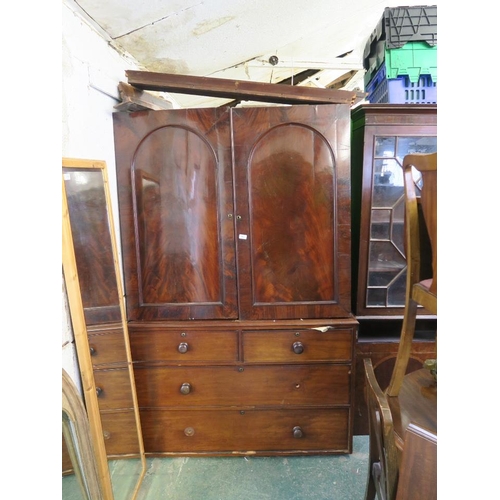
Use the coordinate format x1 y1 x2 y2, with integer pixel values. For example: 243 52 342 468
63 435 369 500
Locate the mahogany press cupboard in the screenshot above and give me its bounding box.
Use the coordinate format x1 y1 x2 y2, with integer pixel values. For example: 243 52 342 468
110 104 358 456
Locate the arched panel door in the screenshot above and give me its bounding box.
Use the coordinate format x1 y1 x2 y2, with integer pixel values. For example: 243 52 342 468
231 105 352 320
114 108 238 320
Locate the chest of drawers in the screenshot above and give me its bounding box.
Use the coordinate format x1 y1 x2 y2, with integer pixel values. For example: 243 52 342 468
128 318 357 456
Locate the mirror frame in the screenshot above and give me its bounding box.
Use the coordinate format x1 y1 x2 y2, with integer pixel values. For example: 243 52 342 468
63 368 104 499
62 157 146 499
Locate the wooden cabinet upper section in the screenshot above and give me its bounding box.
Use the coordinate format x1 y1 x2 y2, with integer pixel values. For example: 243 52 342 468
113 104 352 322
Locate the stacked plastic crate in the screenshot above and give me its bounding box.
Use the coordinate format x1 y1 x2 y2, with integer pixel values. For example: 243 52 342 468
363 6 437 104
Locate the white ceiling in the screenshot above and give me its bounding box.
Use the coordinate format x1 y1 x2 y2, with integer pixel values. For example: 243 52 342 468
64 0 438 108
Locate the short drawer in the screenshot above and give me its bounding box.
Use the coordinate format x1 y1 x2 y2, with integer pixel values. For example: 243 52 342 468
140 407 350 454
129 328 238 363
242 329 353 363
100 410 142 457
93 367 136 410
88 329 129 366
134 364 351 407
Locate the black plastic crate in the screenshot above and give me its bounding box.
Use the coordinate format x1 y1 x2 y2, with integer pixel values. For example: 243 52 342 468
364 5 437 69
385 5 437 49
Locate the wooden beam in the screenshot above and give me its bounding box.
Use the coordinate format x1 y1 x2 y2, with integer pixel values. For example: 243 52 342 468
114 82 174 112
126 70 357 106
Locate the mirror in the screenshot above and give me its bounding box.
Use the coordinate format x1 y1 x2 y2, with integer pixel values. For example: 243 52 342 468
63 368 104 499
62 158 146 499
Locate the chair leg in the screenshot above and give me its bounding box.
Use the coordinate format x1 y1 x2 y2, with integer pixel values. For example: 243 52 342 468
365 453 378 500
365 385 380 500
386 298 418 397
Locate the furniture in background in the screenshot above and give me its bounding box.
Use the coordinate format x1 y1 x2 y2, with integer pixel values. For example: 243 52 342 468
395 423 437 500
350 104 437 434
62 158 146 499
113 104 358 456
364 360 437 500
354 334 435 435
351 104 437 317
364 358 399 500
363 152 437 499
387 152 437 396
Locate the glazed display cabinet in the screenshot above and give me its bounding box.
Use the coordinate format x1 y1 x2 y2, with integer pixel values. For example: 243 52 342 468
351 104 437 317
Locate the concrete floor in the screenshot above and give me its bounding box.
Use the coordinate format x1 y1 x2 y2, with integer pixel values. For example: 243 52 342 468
63 436 369 500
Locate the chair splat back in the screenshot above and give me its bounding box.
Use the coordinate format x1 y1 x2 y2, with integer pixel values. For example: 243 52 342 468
405 152 437 299
386 152 437 397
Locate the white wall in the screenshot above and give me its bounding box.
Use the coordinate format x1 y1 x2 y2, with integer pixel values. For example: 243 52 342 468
62 2 141 389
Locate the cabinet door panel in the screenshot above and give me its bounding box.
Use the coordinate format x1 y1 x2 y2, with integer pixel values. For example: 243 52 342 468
231 105 352 320
113 108 238 320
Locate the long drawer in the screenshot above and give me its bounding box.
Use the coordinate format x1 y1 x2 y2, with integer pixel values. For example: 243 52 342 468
140 407 351 454
242 328 353 363
133 364 351 407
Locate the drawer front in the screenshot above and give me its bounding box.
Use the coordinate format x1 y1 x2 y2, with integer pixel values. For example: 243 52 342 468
242 329 353 363
140 408 350 453
100 410 142 457
129 329 238 363
88 330 129 366
93 368 136 410
134 364 351 407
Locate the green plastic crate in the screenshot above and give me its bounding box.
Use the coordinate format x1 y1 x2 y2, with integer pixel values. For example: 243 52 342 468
384 41 437 83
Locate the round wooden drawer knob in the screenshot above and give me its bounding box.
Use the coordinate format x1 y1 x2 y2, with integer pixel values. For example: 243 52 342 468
178 342 189 353
292 426 303 438
292 341 304 354
180 382 192 395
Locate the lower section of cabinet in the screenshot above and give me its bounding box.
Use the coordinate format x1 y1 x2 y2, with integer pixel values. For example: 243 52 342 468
140 408 351 456
129 318 358 456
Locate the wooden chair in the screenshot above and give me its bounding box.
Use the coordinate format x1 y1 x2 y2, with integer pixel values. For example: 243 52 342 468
364 358 400 500
386 152 437 397
364 152 438 500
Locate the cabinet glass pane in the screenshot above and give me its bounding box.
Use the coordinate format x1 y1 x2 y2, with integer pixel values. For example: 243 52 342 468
366 135 437 308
